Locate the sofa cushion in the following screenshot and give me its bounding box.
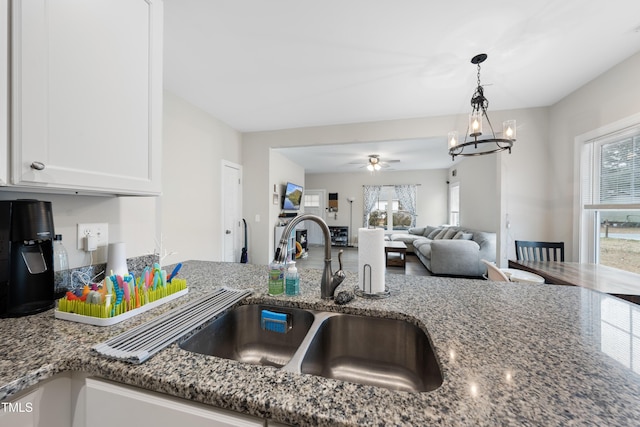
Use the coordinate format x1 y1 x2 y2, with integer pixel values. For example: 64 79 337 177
412 237 430 250
408 227 425 235
391 234 422 245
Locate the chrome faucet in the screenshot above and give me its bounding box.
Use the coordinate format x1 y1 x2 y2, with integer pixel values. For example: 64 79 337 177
275 214 346 299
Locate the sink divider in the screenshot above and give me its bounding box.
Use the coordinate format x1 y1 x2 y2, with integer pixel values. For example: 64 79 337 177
280 311 339 374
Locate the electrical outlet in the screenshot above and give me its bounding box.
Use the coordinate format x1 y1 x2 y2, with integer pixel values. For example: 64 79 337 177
77 223 109 250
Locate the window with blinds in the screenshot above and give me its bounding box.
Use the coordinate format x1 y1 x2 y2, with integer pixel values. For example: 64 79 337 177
579 122 640 274
583 126 640 210
599 133 640 205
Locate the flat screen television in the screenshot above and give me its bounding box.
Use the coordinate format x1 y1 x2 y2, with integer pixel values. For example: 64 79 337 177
282 182 303 210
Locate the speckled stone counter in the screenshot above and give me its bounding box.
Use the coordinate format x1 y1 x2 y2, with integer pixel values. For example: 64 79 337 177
2 260 640 426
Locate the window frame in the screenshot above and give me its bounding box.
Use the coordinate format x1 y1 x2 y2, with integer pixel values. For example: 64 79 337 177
576 113 640 264
365 186 416 231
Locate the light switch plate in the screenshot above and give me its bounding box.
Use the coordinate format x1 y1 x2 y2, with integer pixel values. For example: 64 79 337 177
77 223 109 250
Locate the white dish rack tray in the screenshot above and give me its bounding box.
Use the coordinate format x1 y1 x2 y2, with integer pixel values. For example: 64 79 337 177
54 288 189 327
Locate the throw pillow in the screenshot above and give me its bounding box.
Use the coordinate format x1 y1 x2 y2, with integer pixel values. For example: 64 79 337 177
423 225 438 237
427 227 442 239
434 228 449 239
454 231 473 240
443 228 458 239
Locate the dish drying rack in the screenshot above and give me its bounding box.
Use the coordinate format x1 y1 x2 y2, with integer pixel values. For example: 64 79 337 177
92 287 251 364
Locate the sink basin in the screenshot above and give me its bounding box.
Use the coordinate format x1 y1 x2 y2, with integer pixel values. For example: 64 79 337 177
299 313 442 392
179 304 442 392
179 304 315 368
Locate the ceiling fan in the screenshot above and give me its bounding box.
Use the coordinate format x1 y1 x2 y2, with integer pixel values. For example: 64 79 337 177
349 154 400 171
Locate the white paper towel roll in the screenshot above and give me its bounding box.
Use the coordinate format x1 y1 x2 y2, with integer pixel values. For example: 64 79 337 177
358 228 385 294
106 242 128 277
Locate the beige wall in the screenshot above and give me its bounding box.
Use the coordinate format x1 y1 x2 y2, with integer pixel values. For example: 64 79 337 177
497 107 551 265
160 91 242 265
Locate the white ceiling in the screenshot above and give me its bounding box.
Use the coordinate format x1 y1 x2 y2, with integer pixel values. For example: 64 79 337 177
163 0 640 172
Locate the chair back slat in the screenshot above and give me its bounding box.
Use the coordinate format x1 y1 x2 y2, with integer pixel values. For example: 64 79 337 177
515 240 565 262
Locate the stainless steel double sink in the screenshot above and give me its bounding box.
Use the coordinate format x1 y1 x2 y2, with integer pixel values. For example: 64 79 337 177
179 304 442 392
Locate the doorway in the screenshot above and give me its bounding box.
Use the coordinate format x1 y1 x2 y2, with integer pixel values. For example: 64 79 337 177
303 189 326 245
221 160 243 262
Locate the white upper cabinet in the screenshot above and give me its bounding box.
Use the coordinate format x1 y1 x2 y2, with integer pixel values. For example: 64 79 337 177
0 0 8 186
11 0 163 195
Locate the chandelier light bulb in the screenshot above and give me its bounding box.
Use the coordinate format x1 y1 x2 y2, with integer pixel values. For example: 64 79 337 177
469 112 482 137
367 164 374 171
448 131 458 148
503 120 516 140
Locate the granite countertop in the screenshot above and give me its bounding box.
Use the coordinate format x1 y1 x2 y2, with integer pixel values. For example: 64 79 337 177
2 260 640 426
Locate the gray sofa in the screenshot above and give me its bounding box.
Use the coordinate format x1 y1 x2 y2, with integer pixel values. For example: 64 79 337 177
390 225 496 277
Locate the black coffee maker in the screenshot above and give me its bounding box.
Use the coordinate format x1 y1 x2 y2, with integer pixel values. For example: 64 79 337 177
0 200 55 317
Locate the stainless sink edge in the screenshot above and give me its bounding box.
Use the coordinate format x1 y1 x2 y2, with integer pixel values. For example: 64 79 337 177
281 311 340 374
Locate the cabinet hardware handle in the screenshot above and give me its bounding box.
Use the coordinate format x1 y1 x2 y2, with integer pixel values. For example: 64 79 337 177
226 230 232 234
30 161 46 170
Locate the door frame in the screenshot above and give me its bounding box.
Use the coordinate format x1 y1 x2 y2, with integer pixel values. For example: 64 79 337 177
220 160 243 262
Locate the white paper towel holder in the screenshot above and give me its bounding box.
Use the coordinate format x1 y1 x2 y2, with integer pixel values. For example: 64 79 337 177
355 264 390 299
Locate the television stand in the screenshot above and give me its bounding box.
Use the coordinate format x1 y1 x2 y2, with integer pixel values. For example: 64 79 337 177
279 212 298 218
329 226 349 247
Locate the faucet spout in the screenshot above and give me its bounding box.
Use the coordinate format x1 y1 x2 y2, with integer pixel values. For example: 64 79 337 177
275 214 346 299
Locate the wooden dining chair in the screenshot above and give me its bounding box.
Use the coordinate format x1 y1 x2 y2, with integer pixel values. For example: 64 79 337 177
481 259 510 282
515 240 565 262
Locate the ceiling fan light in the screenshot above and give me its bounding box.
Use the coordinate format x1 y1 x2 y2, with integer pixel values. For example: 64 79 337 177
374 164 381 171
367 164 374 171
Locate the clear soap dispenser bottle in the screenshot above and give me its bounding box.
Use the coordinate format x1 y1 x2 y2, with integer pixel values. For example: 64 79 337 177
285 261 299 296
53 234 70 297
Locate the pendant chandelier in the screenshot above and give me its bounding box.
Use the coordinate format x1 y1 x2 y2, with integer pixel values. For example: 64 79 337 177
448 53 516 160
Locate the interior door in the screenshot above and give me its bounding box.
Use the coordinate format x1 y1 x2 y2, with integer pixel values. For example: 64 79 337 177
222 161 242 262
303 189 326 245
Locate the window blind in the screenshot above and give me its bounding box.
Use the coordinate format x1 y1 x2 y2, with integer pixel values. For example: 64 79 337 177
599 135 640 204
583 126 640 210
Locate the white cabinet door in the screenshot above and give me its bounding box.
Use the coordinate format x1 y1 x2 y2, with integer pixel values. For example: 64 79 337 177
85 378 264 427
11 0 162 195
0 374 71 427
0 0 8 186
